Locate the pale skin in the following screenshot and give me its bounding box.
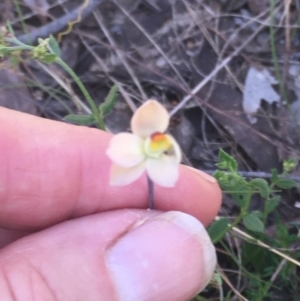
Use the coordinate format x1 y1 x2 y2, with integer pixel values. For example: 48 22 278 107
0 107 221 301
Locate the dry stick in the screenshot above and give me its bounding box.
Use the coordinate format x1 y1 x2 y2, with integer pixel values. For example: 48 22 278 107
17 0 105 44
233 236 243 292
185 1 243 92
206 3 283 149
170 4 280 117
37 61 91 114
216 265 250 301
270 259 287 282
112 0 188 88
218 5 279 64
80 27 292 155
77 35 137 113
183 1 240 160
93 11 148 101
10 1 59 26
77 24 292 155
282 0 292 85
83 28 291 159
229 223 300 268
220 231 242 293
114 82 137 112
207 12 300 28
222 233 244 294
203 170 300 182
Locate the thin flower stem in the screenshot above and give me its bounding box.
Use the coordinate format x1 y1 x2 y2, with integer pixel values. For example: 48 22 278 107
147 176 155 210
55 57 106 130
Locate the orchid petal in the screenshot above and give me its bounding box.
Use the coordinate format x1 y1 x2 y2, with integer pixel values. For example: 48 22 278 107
106 133 145 168
165 134 182 163
131 100 170 138
110 162 146 186
146 156 179 187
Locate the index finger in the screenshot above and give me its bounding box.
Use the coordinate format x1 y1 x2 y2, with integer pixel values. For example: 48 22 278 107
0 107 221 230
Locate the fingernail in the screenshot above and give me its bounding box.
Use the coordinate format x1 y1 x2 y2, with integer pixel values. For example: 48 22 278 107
161 212 217 292
106 211 216 301
185 166 217 183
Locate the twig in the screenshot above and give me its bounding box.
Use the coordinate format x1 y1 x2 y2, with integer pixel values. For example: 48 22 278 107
93 11 148 101
228 221 300 268
113 0 188 88
37 61 91 113
169 3 282 116
204 169 300 182
76 34 137 114
17 0 104 44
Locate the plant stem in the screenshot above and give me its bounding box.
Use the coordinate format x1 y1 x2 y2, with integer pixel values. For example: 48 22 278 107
55 57 106 130
2 35 105 130
147 176 155 210
229 190 252 229
12 0 28 38
269 0 288 103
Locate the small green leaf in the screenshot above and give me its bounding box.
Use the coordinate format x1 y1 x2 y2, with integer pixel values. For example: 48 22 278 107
42 53 57 63
99 84 118 116
208 217 229 243
251 210 264 219
271 168 278 183
213 170 228 185
283 157 298 174
6 22 15 36
64 114 96 125
47 35 61 57
232 192 248 208
274 178 297 189
243 213 264 233
217 149 238 172
211 273 223 287
264 196 280 215
249 178 270 198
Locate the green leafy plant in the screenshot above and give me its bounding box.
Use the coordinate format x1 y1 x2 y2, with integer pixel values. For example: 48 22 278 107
209 149 297 243
0 26 112 130
64 84 118 126
205 150 300 301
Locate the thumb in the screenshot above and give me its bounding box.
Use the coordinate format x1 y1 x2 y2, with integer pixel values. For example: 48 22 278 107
0 210 216 301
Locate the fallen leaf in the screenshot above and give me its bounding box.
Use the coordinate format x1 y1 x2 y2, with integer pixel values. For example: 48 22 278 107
243 66 280 124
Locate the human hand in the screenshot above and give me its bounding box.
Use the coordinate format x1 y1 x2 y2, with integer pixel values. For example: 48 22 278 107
0 107 221 301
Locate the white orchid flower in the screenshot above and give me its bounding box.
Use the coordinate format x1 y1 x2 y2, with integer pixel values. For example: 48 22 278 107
106 100 181 187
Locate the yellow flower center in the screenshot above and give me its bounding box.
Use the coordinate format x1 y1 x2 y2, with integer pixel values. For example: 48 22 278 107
149 133 171 152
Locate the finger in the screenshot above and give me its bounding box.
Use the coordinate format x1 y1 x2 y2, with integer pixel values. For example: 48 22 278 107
0 228 31 249
0 210 216 301
0 108 221 229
